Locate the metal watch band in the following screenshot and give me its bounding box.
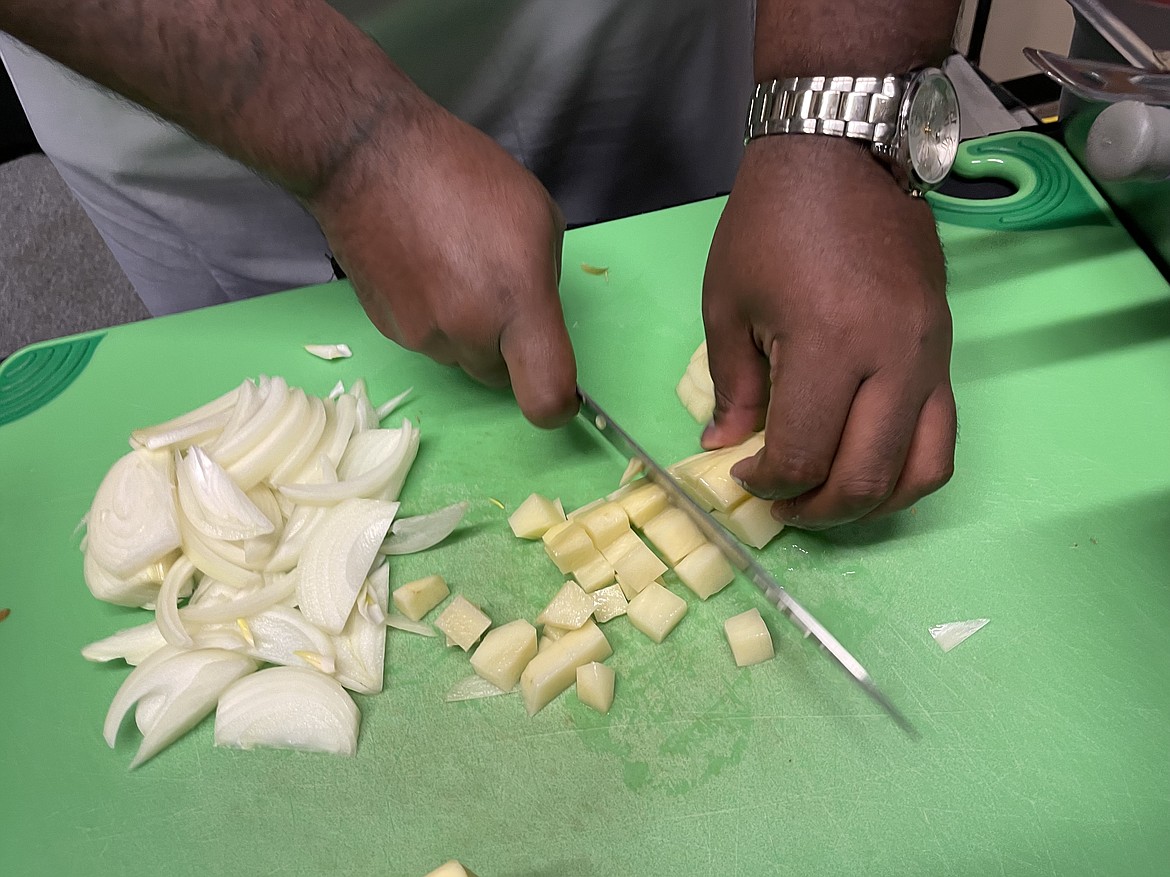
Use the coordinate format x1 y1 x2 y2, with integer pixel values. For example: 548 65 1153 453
744 75 903 148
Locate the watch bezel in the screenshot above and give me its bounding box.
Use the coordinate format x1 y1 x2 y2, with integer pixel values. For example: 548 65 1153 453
891 67 960 195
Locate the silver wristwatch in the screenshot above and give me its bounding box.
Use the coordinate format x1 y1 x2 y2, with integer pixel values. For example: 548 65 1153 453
744 69 961 195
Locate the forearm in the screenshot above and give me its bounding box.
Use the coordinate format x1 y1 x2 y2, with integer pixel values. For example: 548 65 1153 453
755 0 961 77
0 0 429 199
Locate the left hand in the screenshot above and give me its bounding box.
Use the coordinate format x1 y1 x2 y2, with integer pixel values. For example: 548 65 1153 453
701 135 957 529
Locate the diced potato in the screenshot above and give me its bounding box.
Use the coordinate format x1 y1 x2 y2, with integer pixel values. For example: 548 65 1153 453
520 620 612 715
543 521 599 574
617 483 669 528
611 536 668 598
599 530 643 566
576 662 616 714
541 518 574 546
424 862 478 877
566 497 605 520
572 554 615 593
543 624 571 642
674 542 735 600
392 574 450 622
537 635 554 653
507 493 566 540
626 581 687 643
691 462 750 513
591 583 629 623
676 341 716 424
724 608 774 667
712 497 785 550
435 595 491 651
470 619 538 690
641 507 706 566
576 501 630 548
536 581 595 630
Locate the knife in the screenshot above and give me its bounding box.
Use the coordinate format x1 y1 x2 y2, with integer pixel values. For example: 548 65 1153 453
576 387 916 736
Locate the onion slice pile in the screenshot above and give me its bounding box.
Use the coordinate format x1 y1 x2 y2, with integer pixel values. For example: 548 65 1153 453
79 376 469 766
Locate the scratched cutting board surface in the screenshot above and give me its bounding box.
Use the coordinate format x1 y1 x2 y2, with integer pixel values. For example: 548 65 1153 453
1 133 1168 876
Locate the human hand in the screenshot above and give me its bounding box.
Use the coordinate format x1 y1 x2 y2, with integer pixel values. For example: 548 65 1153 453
310 104 578 428
701 136 956 529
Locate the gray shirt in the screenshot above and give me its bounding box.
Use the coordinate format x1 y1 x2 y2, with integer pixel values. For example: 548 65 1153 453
1 1 753 313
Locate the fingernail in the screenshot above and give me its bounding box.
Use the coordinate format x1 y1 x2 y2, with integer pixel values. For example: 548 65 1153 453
700 419 718 449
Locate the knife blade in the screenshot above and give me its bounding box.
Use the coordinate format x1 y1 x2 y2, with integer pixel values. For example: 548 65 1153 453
576 387 916 736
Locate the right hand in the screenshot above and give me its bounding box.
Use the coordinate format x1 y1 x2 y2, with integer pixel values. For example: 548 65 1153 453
309 103 578 428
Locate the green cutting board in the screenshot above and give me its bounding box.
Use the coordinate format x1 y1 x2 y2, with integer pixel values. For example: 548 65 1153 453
2 133 1168 876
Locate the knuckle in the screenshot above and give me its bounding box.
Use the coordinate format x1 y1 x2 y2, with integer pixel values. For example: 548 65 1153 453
836 474 897 508
760 451 831 494
916 459 955 496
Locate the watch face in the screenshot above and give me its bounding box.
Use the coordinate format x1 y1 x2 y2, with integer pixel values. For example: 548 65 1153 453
906 72 960 187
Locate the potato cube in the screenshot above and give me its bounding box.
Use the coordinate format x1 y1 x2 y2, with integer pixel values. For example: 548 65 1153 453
566 497 605 520
724 608 774 667
617 483 669 528
392 574 450 621
470 619 538 690
541 518 574 546
434 595 491 651
520 620 612 715
641 507 706 566
537 635 554 653
611 536 668 598
599 530 643 566
543 521 598 574
572 554 615 593
576 501 630 548
591 583 629 623
692 463 750 513
536 581 595 630
507 493 566 539
542 624 571 642
576 661 616 714
674 542 735 600
626 581 687 643
712 497 785 550
424 862 478 877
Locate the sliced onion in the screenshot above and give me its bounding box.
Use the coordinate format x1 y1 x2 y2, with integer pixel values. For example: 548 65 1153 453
244 606 336 673
348 379 379 432
206 376 289 468
268 395 328 485
263 504 328 574
86 449 181 578
129 383 240 451
304 343 352 360
386 614 436 637
375 387 412 421
104 646 258 768
155 555 198 648
296 498 399 634
355 562 389 626
277 420 417 506
444 676 518 702
179 516 263 588
176 446 275 541
326 380 346 400
335 565 389 694
82 550 172 608
214 666 360 756
379 501 469 555
202 379 261 457
82 620 168 665
181 571 297 624
226 388 312 489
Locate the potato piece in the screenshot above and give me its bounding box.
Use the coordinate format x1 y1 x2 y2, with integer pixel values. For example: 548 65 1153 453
470 619 538 690
611 536 668 598
566 497 605 520
724 608 774 667
591 583 629 623
576 501 630 549
507 493 566 539
626 581 687 643
537 635 554 653
674 542 735 600
543 521 599 574
576 661 616 714
435 595 491 651
617 483 669 528
641 507 705 566
712 497 785 550
599 530 643 566
520 620 612 715
536 581 595 630
392 574 450 622
542 624 571 642
541 518 574 546
424 862 478 877
572 554 615 593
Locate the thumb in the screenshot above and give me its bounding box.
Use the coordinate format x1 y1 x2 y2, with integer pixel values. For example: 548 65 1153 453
500 282 578 429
